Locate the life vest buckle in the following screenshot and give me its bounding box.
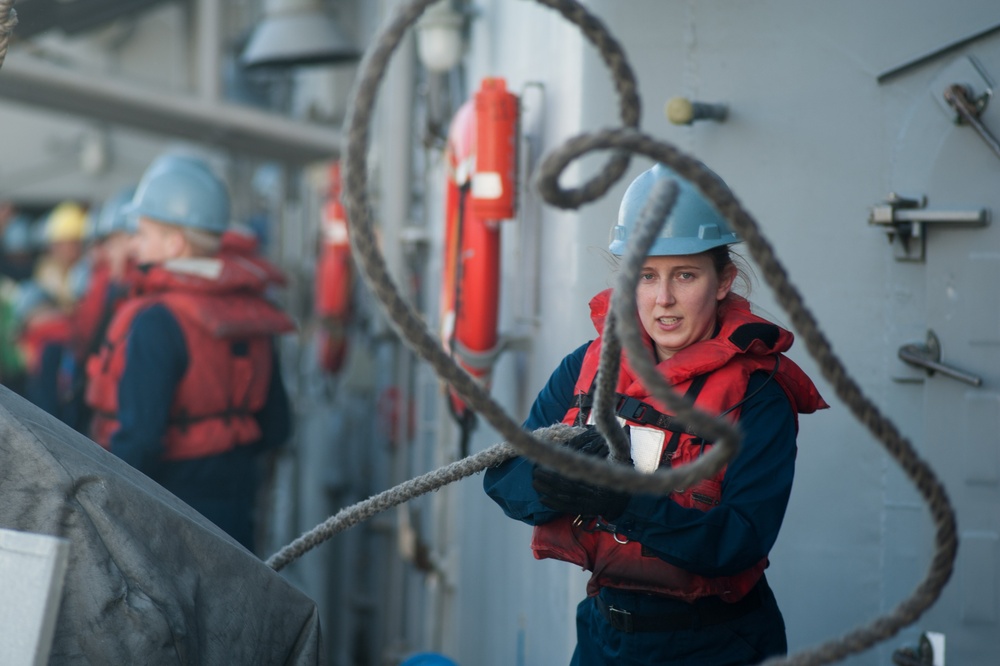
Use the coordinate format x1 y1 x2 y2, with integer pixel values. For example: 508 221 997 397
616 396 648 423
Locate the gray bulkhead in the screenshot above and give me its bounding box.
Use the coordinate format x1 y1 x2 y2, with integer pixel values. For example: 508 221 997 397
422 1 1000 664
0 0 996 664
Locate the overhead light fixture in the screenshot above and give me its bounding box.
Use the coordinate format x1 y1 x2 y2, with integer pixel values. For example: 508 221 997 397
415 1 467 73
241 0 361 70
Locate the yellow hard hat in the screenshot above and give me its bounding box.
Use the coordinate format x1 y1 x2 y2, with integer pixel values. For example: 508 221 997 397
45 202 88 243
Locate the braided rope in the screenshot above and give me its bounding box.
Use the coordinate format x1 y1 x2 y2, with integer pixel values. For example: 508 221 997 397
0 0 17 69
0 0 952 661
267 423 581 570
339 0 727 497
589 304 633 464
535 127 958 665
273 1 958 664
612 136 959 627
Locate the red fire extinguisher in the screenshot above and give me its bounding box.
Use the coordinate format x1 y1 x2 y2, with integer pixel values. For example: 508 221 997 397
315 161 352 374
440 77 519 427
470 77 519 219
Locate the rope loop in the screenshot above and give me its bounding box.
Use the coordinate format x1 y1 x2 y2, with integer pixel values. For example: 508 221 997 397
267 1 958 664
525 0 641 208
342 0 736 499
534 126 959 666
0 0 957 663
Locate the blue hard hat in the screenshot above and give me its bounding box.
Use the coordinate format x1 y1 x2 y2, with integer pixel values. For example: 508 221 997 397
96 185 139 238
3 214 35 254
399 652 459 666
609 163 740 257
125 154 230 234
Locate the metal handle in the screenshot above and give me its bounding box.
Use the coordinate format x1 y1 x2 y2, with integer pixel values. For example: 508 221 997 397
868 192 989 262
898 331 983 387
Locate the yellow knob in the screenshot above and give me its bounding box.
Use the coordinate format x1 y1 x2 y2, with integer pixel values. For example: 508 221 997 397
666 97 695 125
665 97 728 125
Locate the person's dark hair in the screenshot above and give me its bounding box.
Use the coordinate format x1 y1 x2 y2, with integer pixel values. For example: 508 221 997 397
707 245 753 297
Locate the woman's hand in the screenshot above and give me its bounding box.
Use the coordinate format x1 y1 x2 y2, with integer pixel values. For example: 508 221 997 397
531 427 630 520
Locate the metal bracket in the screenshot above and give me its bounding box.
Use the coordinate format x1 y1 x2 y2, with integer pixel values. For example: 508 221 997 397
868 193 989 261
898 330 983 387
943 82 1000 160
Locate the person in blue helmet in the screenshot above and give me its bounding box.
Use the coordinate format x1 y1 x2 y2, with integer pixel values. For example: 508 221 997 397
484 163 829 665
85 153 295 551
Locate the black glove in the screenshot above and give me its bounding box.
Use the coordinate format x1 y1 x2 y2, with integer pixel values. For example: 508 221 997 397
562 425 611 458
532 430 630 521
532 466 631 521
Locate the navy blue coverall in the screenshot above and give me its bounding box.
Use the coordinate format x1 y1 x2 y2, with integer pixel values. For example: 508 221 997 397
484 342 795 666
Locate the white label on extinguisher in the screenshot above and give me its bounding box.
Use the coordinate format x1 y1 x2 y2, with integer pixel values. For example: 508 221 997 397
471 172 503 199
323 219 349 244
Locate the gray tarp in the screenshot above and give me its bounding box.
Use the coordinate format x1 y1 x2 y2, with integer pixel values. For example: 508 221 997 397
0 386 323 664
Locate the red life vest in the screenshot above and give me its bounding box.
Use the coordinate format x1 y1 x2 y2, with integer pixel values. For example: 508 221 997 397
71 259 140 362
85 255 295 460
70 259 111 361
18 312 73 376
531 289 827 601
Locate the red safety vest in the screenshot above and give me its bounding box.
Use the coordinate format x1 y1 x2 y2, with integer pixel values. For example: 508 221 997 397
85 255 295 460
70 258 110 361
531 289 827 601
18 313 73 376
71 259 140 362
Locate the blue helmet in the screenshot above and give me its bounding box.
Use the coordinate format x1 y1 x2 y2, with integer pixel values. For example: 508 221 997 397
125 154 230 234
609 163 739 257
96 185 139 238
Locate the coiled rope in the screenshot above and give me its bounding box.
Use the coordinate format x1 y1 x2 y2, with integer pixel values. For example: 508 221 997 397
536 128 959 666
0 0 949 663
278 1 960 663
271 0 752 576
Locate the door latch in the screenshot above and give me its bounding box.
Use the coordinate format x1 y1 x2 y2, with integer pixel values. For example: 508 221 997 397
943 82 1000 160
898 330 983 387
868 193 989 261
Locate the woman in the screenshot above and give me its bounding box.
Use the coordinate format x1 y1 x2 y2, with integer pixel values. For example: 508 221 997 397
484 163 828 665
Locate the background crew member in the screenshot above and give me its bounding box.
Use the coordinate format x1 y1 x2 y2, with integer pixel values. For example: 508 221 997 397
86 154 294 551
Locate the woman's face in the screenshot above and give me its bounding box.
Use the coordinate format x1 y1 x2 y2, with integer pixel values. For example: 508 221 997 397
131 217 185 265
636 253 735 362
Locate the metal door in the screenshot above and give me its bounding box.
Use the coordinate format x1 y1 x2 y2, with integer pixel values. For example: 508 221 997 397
882 50 1000 664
